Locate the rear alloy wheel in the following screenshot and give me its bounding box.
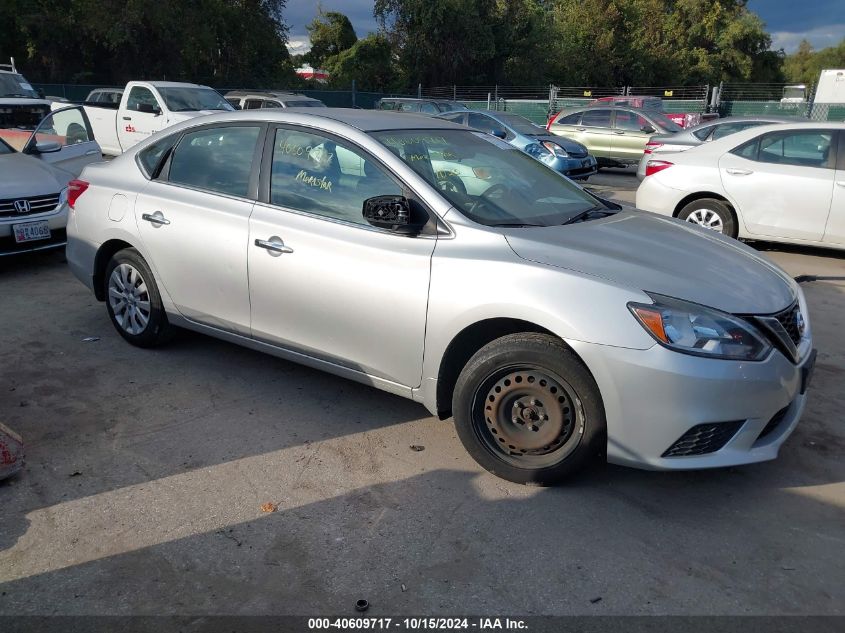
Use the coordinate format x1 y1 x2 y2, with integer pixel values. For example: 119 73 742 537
678 198 737 238
453 333 605 485
105 248 172 347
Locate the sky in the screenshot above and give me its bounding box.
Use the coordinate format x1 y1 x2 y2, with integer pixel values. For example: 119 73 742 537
285 0 845 56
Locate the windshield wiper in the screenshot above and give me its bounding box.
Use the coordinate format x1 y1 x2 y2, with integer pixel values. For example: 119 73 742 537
489 222 544 228
561 206 612 225
1 93 34 98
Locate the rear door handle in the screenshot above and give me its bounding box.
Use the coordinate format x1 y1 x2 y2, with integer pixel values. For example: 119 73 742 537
575 127 586 132
122 116 132 121
726 168 753 176
85 149 100 156
836 181 845 187
614 130 626 135
141 212 170 226
255 237 294 255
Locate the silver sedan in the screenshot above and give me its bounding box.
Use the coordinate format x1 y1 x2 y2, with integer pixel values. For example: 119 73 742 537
66 109 815 484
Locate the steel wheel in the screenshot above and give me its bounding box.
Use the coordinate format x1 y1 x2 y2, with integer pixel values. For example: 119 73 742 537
686 208 725 233
472 365 585 469
108 263 151 335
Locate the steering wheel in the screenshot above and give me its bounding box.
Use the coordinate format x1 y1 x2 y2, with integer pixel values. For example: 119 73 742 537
468 183 511 218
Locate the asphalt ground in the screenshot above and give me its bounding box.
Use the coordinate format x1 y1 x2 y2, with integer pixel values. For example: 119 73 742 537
0 178 843 617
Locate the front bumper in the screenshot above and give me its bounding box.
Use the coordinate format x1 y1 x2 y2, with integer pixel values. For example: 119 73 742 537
569 337 814 470
0 203 69 256
548 155 598 180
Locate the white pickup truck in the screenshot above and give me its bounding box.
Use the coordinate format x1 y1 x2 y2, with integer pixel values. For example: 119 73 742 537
81 81 234 156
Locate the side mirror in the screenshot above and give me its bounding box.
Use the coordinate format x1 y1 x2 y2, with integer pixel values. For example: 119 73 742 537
33 140 62 154
362 195 425 235
641 125 656 134
491 129 507 139
138 103 161 115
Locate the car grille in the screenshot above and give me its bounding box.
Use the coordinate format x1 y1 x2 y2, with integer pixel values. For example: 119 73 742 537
771 303 802 347
662 421 744 457
758 405 790 440
0 193 61 218
753 301 804 363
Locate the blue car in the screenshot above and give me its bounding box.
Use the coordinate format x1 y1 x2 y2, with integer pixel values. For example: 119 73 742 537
436 110 598 180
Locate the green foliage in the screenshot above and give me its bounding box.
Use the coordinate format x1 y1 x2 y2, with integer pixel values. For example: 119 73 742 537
784 39 845 86
3 0 295 86
306 8 358 68
325 34 400 92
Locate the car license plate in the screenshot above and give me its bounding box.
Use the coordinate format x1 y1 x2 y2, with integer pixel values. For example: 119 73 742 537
12 221 51 243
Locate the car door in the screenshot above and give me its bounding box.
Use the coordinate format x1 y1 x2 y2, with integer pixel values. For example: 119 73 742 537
719 128 836 241
574 109 614 159
135 123 264 335
611 109 652 162
118 85 165 150
823 131 845 245
248 125 436 388
24 106 101 176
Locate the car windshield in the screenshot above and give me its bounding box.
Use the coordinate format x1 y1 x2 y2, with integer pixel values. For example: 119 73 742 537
0 73 40 98
158 87 233 112
493 113 547 135
284 100 326 107
0 137 15 154
372 129 606 227
649 112 684 133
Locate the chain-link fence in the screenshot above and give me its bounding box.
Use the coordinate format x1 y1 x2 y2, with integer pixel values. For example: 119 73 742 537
30 81 845 125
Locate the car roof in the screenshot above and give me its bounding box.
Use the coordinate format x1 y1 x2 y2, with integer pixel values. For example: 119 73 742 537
225 90 314 99
143 81 213 89
288 108 464 131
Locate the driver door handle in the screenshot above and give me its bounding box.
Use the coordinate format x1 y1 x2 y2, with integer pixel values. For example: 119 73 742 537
255 238 294 254
614 130 626 135
836 181 845 187
726 168 753 176
575 127 586 132
122 116 132 121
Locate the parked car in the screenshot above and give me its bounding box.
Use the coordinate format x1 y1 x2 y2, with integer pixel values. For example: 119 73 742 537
636 122 844 250
436 110 597 180
67 109 814 484
635 115 805 180
84 88 124 105
0 106 102 255
548 106 683 167
224 90 326 110
0 58 52 132
81 81 234 156
376 97 468 114
584 96 717 128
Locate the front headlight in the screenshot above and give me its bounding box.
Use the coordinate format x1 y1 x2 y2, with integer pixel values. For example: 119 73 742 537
58 186 68 207
628 293 772 361
542 141 569 158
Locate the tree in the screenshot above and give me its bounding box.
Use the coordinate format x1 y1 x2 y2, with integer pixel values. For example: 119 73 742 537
306 8 358 68
326 34 399 91
784 39 845 86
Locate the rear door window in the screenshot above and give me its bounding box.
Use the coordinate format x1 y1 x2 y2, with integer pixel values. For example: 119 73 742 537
614 110 649 132
556 112 582 125
168 126 261 197
581 109 612 128
757 130 834 168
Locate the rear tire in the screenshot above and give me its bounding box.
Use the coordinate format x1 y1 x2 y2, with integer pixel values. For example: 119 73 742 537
104 248 172 347
452 333 606 485
678 198 737 238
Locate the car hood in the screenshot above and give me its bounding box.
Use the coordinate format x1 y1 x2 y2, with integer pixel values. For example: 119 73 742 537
528 134 588 154
504 210 795 314
0 153 71 197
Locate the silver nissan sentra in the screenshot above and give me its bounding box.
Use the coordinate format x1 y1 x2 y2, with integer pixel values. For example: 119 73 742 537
65 109 816 484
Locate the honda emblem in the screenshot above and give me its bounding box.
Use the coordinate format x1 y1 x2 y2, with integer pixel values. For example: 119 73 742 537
13 199 31 214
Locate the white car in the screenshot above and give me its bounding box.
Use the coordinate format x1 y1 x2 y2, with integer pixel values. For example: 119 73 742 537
635 122 845 250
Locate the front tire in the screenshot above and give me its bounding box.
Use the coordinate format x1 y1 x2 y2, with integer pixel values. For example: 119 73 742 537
678 198 737 238
104 248 172 347
452 333 606 485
